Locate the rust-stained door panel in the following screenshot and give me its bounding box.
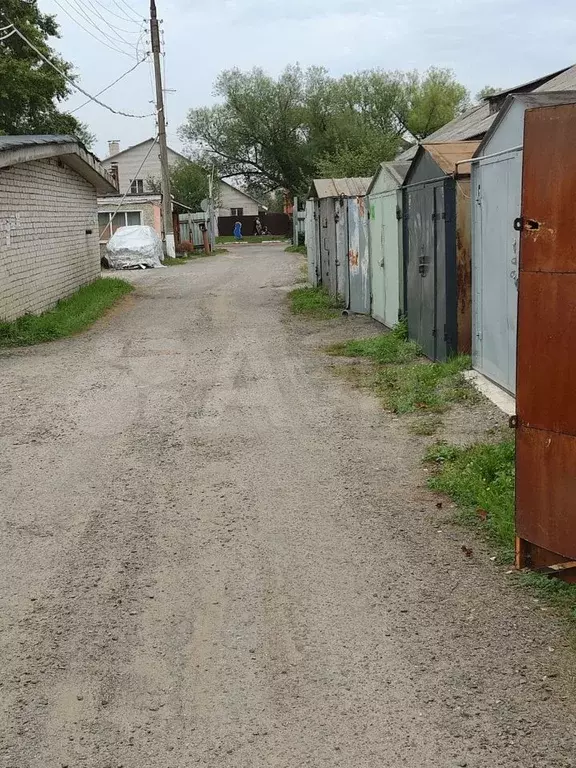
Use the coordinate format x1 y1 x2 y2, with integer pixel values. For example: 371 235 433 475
516 101 576 567
516 428 576 559
520 105 576 273
516 272 576 435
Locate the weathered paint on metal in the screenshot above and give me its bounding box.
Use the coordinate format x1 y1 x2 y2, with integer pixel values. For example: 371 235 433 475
516 101 576 566
319 197 337 294
455 179 472 355
305 199 319 286
347 197 370 314
368 193 387 324
405 183 436 360
403 143 475 361
472 151 521 393
334 198 349 306
368 166 409 326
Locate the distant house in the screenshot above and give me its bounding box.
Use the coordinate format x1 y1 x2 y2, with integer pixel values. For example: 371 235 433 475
0 135 116 322
98 137 265 240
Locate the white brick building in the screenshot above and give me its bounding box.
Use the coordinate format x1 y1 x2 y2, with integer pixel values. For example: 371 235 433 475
0 136 117 322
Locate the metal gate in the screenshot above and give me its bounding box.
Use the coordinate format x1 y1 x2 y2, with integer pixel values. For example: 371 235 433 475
335 198 349 306
347 197 370 314
369 195 386 324
305 199 320 286
319 198 337 295
472 152 521 394
405 182 448 361
515 102 576 571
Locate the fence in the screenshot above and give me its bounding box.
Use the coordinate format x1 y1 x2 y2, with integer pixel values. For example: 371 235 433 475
218 212 291 237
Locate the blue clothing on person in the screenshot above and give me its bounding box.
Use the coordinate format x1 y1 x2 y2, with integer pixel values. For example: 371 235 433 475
233 221 242 240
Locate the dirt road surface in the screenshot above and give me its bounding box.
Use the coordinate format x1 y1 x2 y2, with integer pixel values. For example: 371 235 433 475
1 245 575 768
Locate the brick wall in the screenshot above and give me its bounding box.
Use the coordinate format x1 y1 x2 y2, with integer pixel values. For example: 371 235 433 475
0 157 100 322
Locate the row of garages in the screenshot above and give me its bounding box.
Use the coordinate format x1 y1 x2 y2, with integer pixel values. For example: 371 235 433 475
306 91 576 396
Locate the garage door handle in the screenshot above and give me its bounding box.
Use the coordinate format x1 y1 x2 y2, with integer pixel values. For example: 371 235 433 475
514 217 540 232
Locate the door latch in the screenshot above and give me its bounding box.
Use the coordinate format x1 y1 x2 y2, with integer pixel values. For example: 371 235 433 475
513 217 540 232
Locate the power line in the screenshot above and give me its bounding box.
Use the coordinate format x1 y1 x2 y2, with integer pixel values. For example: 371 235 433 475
91 0 144 25
0 29 16 42
7 23 155 119
85 0 142 31
69 55 149 113
68 0 141 42
61 0 139 53
112 0 143 23
51 0 134 58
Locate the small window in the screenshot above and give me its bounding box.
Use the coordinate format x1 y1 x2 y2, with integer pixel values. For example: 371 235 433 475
230 207 243 217
112 212 126 233
98 211 142 241
130 179 144 194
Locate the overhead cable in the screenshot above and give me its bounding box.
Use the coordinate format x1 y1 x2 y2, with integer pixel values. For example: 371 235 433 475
69 54 149 113
8 23 155 119
52 0 134 57
91 0 143 25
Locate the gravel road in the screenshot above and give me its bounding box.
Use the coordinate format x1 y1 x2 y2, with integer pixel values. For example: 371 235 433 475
1 245 575 768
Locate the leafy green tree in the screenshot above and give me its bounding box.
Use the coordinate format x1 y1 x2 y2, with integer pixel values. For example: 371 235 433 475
147 160 214 212
394 68 470 140
181 65 318 200
169 160 209 210
180 64 469 199
476 85 500 102
0 0 93 145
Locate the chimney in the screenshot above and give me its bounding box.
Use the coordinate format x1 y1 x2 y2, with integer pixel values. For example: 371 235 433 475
108 140 120 156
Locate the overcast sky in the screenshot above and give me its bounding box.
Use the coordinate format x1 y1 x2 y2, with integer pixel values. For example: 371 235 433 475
39 0 576 160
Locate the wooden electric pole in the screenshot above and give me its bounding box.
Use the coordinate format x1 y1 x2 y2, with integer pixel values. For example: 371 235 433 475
150 0 175 259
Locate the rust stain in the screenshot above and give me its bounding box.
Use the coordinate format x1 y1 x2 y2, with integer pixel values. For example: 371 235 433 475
516 102 576 568
357 197 365 217
348 249 359 268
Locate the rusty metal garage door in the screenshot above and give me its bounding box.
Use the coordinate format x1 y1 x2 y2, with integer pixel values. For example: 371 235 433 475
515 102 576 571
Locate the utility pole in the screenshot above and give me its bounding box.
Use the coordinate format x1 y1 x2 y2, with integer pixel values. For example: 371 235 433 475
150 0 175 259
208 167 216 251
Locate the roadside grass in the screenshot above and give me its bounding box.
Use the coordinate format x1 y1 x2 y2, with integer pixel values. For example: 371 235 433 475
0 278 133 348
327 322 420 365
328 322 477 427
216 235 289 244
288 286 343 319
285 244 307 255
425 438 576 622
373 355 478 414
165 248 227 266
425 439 516 555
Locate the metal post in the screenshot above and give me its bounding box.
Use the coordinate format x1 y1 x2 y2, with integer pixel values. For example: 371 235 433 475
208 168 216 251
150 0 175 259
293 196 298 246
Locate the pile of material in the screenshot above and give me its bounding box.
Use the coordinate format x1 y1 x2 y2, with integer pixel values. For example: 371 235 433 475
106 226 164 269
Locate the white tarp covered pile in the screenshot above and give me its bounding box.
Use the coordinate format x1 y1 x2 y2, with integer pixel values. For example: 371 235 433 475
107 226 164 269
